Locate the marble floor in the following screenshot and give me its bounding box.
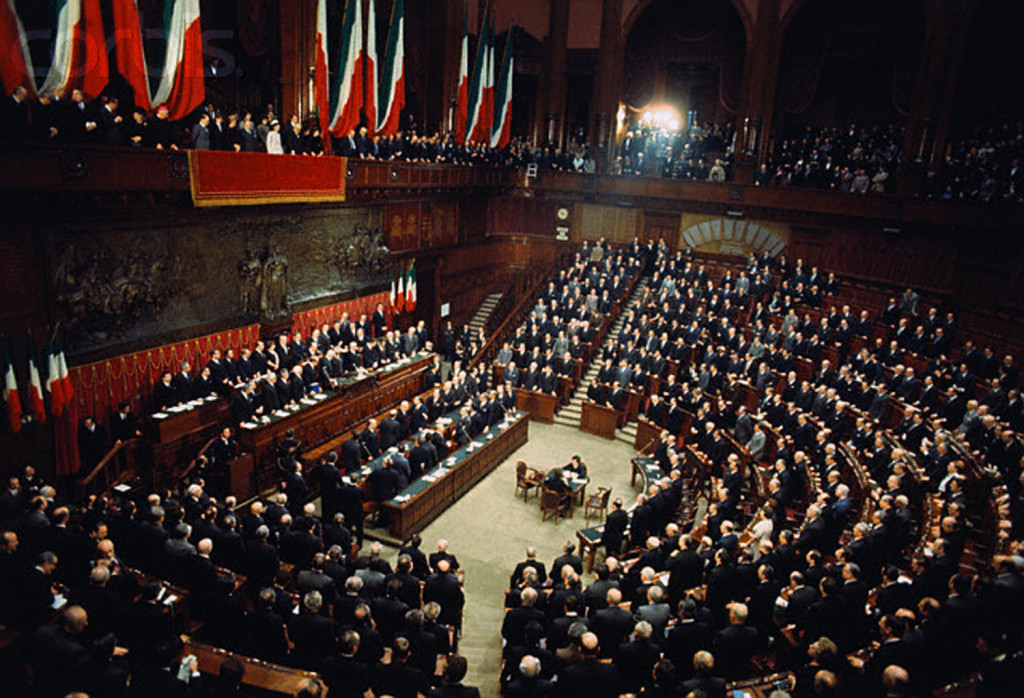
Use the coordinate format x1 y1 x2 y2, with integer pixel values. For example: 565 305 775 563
407 420 642 696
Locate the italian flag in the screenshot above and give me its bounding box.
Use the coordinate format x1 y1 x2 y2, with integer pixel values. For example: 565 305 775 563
490 24 514 149
465 6 493 144
27 347 45 423
111 0 204 119
0 0 109 99
396 265 406 314
315 0 330 150
329 0 364 138
3 339 21 433
455 6 469 143
405 259 417 312
376 0 404 136
389 270 397 312
364 0 377 137
45 330 73 416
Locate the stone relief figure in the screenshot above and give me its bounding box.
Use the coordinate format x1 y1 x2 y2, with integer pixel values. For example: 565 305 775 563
52 240 181 347
260 246 289 319
238 249 263 316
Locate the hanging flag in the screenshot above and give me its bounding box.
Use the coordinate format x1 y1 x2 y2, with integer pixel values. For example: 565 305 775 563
329 0 364 137
389 268 397 310
27 345 45 424
111 0 204 119
44 336 65 416
0 0 109 99
3 339 22 433
455 5 469 143
315 0 331 150
55 330 73 405
364 0 377 137
480 10 495 143
464 4 488 144
405 259 417 313
490 23 514 149
396 265 406 314
376 0 404 136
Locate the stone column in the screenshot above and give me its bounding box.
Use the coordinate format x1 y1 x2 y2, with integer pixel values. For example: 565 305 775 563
733 0 783 183
278 0 315 124
588 0 623 171
899 0 979 194
538 0 571 148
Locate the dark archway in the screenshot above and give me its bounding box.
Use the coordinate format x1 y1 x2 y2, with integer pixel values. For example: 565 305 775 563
622 0 748 126
774 0 925 128
949 0 1024 137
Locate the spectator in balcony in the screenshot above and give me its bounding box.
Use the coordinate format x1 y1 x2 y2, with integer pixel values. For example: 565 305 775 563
146 105 178 150
1 86 30 140
709 159 727 182
190 112 211 150
266 120 284 154
126 107 148 147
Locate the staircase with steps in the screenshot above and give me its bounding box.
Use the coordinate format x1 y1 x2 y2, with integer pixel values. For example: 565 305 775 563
553 280 648 447
467 292 503 336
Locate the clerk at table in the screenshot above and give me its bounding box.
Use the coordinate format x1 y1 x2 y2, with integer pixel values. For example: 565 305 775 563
563 454 588 479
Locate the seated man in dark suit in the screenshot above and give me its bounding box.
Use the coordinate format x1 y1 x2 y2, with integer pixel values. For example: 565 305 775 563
563 454 588 479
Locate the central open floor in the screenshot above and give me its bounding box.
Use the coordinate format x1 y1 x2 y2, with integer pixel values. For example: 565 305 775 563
400 421 643 696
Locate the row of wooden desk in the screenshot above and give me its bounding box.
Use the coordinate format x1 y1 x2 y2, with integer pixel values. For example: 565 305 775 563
235 354 433 491
380 413 529 539
575 457 666 571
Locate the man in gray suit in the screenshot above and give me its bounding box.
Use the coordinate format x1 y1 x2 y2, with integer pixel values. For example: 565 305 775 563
190 113 211 150
747 423 766 462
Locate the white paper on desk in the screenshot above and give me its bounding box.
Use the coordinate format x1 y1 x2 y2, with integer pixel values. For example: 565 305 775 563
314 393 328 400
487 434 494 440
152 412 169 419
240 422 256 430
205 395 218 402
274 410 290 418
301 398 316 406
445 457 456 466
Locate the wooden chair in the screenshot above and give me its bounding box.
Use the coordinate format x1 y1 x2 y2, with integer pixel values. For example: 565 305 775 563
540 486 566 522
515 460 544 501
584 486 612 522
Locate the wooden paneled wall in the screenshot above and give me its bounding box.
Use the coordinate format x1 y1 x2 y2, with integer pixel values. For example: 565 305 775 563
385 200 462 252
486 197 560 237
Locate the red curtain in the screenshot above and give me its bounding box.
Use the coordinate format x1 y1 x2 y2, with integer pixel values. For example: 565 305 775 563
56 291 391 476
291 291 391 339
56 324 261 476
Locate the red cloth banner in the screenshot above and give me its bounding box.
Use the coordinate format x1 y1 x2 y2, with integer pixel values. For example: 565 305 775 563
291 291 391 339
188 151 347 207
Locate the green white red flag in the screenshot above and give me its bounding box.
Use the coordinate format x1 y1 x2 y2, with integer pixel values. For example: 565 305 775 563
0 0 109 99
490 24 514 149
376 0 404 136
27 346 45 423
329 0 364 137
455 6 469 143
110 0 204 119
3 338 21 433
405 259 417 312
